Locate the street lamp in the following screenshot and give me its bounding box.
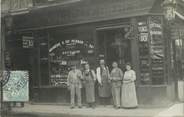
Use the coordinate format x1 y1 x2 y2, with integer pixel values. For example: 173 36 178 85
162 0 177 69
162 0 177 21
163 0 184 101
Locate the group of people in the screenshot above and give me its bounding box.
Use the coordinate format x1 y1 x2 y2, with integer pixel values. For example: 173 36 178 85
67 59 138 109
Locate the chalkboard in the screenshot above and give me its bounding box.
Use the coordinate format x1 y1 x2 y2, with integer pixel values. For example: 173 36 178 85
138 18 151 84
149 16 164 84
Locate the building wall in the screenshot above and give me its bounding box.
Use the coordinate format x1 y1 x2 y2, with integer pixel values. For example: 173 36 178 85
7 0 177 105
1 0 33 12
17 17 174 106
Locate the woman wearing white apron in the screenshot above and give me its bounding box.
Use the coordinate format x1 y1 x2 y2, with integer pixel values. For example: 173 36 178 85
121 63 138 108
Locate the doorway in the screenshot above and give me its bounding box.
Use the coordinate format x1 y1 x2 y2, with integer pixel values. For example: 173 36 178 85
96 27 131 70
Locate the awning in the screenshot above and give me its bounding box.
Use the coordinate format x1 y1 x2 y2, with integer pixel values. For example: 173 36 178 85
13 0 162 31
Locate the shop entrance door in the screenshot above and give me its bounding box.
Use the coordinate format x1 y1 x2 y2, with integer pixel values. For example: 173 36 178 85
97 27 131 70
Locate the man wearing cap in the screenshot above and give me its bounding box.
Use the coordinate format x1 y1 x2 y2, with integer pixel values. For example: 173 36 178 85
67 64 83 109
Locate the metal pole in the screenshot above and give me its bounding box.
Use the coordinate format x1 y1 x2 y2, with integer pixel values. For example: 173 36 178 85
0 82 3 117
0 20 4 117
1 16 6 117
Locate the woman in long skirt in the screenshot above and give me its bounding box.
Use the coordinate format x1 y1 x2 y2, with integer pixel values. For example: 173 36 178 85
121 63 138 108
96 59 111 105
83 63 96 108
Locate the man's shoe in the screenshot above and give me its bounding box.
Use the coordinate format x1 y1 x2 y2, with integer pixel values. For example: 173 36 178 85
70 106 75 109
117 106 120 109
78 106 82 108
92 106 95 109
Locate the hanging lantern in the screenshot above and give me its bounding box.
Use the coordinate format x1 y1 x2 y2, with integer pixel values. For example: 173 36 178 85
162 0 177 21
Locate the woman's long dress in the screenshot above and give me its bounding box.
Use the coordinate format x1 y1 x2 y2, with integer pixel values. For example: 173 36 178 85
83 70 96 103
121 70 138 108
97 67 111 98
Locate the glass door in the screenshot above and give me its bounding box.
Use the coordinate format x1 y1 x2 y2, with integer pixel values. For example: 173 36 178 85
97 27 131 70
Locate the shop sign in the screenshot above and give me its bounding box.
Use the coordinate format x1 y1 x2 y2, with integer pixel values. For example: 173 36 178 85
150 31 162 35
149 22 162 29
49 39 94 53
3 71 29 102
138 21 147 26
149 16 165 84
49 42 61 52
22 36 34 48
139 33 148 42
164 5 176 21
138 26 148 32
62 50 81 56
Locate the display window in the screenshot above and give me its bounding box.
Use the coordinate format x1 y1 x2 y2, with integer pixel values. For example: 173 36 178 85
138 16 165 85
49 32 95 87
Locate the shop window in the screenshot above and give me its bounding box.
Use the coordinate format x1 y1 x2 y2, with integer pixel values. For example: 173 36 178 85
138 16 165 85
49 32 95 87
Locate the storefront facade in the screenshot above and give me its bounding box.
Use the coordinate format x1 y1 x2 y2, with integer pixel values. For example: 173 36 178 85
5 0 184 106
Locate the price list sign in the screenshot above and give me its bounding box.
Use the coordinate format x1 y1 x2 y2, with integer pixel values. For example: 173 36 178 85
149 16 165 84
138 18 151 84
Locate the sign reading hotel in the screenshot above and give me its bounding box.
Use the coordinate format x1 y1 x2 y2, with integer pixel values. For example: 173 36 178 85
3 71 29 102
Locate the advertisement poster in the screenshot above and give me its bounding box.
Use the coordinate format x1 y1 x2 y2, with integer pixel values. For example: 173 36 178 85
3 71 29 102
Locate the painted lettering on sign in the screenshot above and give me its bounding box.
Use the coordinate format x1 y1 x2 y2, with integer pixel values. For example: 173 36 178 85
140 33 148 42
49 42 61 52
138 26 148 32
22 36 34 48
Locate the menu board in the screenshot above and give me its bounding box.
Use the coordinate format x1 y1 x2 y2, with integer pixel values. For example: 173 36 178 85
149 16 164 84
138 18 151 84
49 38 94 87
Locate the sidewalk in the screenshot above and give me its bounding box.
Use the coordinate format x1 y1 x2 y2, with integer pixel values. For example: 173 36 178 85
9 103 162 117
8 103 184 117
155 103 184 117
